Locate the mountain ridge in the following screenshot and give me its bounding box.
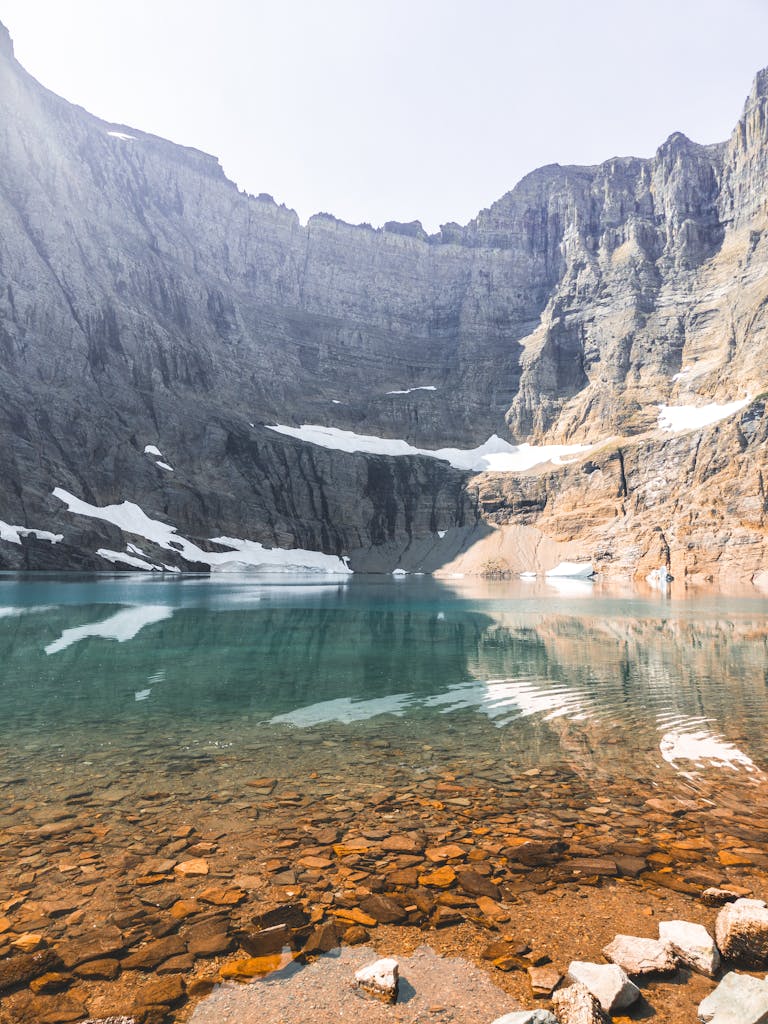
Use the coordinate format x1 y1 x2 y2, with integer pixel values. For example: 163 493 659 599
1 20 768 584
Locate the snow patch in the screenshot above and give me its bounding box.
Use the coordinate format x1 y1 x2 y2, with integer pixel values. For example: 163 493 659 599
143 445 163 457
437 530 447 539
266 425 591 473
97 548 163 571
658 396 751 432
134 688 152 702
45 605 173 655
53 488 351 574
392 568 408 576
0 521 62 545
107 131 135 141
155 461 174 472
386 385 437 395
546 562 594 578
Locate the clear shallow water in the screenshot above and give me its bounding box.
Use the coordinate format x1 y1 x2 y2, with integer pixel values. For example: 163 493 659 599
2 573 768 793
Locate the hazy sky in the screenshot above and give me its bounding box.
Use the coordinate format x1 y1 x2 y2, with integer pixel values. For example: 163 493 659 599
2 1 767 231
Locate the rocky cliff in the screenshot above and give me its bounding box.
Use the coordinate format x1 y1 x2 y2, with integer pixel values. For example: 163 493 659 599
0 19 767 583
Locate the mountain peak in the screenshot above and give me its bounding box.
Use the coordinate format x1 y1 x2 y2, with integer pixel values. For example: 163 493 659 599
749 66 768 103
0 21 14 59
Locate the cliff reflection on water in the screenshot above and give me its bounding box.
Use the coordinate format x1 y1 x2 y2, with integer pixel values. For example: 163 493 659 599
0 574 767 794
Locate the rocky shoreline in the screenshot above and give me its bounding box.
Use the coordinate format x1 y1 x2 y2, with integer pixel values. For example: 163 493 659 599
2 717 768 1023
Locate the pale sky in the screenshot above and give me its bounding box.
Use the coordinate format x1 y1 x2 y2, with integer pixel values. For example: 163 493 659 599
1 0 767 232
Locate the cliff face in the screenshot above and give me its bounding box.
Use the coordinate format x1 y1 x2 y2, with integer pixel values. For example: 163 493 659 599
0 22 767 581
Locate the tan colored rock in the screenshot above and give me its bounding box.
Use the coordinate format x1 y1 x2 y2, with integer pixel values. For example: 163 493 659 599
602 934 678 975
173 858 209 877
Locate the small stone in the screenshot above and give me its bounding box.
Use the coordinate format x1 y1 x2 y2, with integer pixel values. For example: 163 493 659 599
174 858 209 877
55 925 125 969
22 994 87 1023
343 925 370 945
79 1018 137 1024
198 886 246 906
303 920 341 954
298 855 333 869
702 887 741 907
716 898 768 967
602 934 678 975
491 1013 557 1024
11 932 45 952
74 958 121 980
567 961 640 1013
418 866 457 888
457 869 501 900
529 964 562 996
659 919 720 977
237 924 290 957
551 981 609 1024
698 970 768 1023
169 899 199 919
157 954 195 973
381 834 424 854
219 951 293 981
476 895 511 923
122 934 186 970
425 844 467 862
136 974 185 1008
354 957 399 1004
188 932 233 957
29 972 71 994
0 949 62 992
359 894 407 923
331 907 377 928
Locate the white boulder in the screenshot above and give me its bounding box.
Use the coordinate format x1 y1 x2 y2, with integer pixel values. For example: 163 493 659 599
566 961 639 1012
697 971 768 1023
660 919 720 977
491 1013 557 1024
716 898 768 967
602 933 678 975
353 957 399 1003
551 982 608 1023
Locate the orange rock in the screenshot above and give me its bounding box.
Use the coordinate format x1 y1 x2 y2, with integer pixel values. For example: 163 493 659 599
331 907 377 927
174 858 209 877
170 899 200 919
425 845 466 862
331 844 366 858
198 886 246 906
11 933 44 952
418 866 457 888
718 850 753 866
219 951 294 981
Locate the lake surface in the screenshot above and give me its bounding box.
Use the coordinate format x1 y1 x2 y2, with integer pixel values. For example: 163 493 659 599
2 572 768 793
4 572 768 1022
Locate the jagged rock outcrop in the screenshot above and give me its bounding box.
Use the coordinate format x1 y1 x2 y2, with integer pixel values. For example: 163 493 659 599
0 19 767 578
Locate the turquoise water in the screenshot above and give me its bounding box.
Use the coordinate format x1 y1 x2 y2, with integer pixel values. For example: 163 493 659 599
2 573 768 797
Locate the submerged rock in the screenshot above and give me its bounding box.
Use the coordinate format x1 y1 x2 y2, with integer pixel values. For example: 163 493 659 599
659 919 720 977
353 957 399 1003
602 933 678 975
